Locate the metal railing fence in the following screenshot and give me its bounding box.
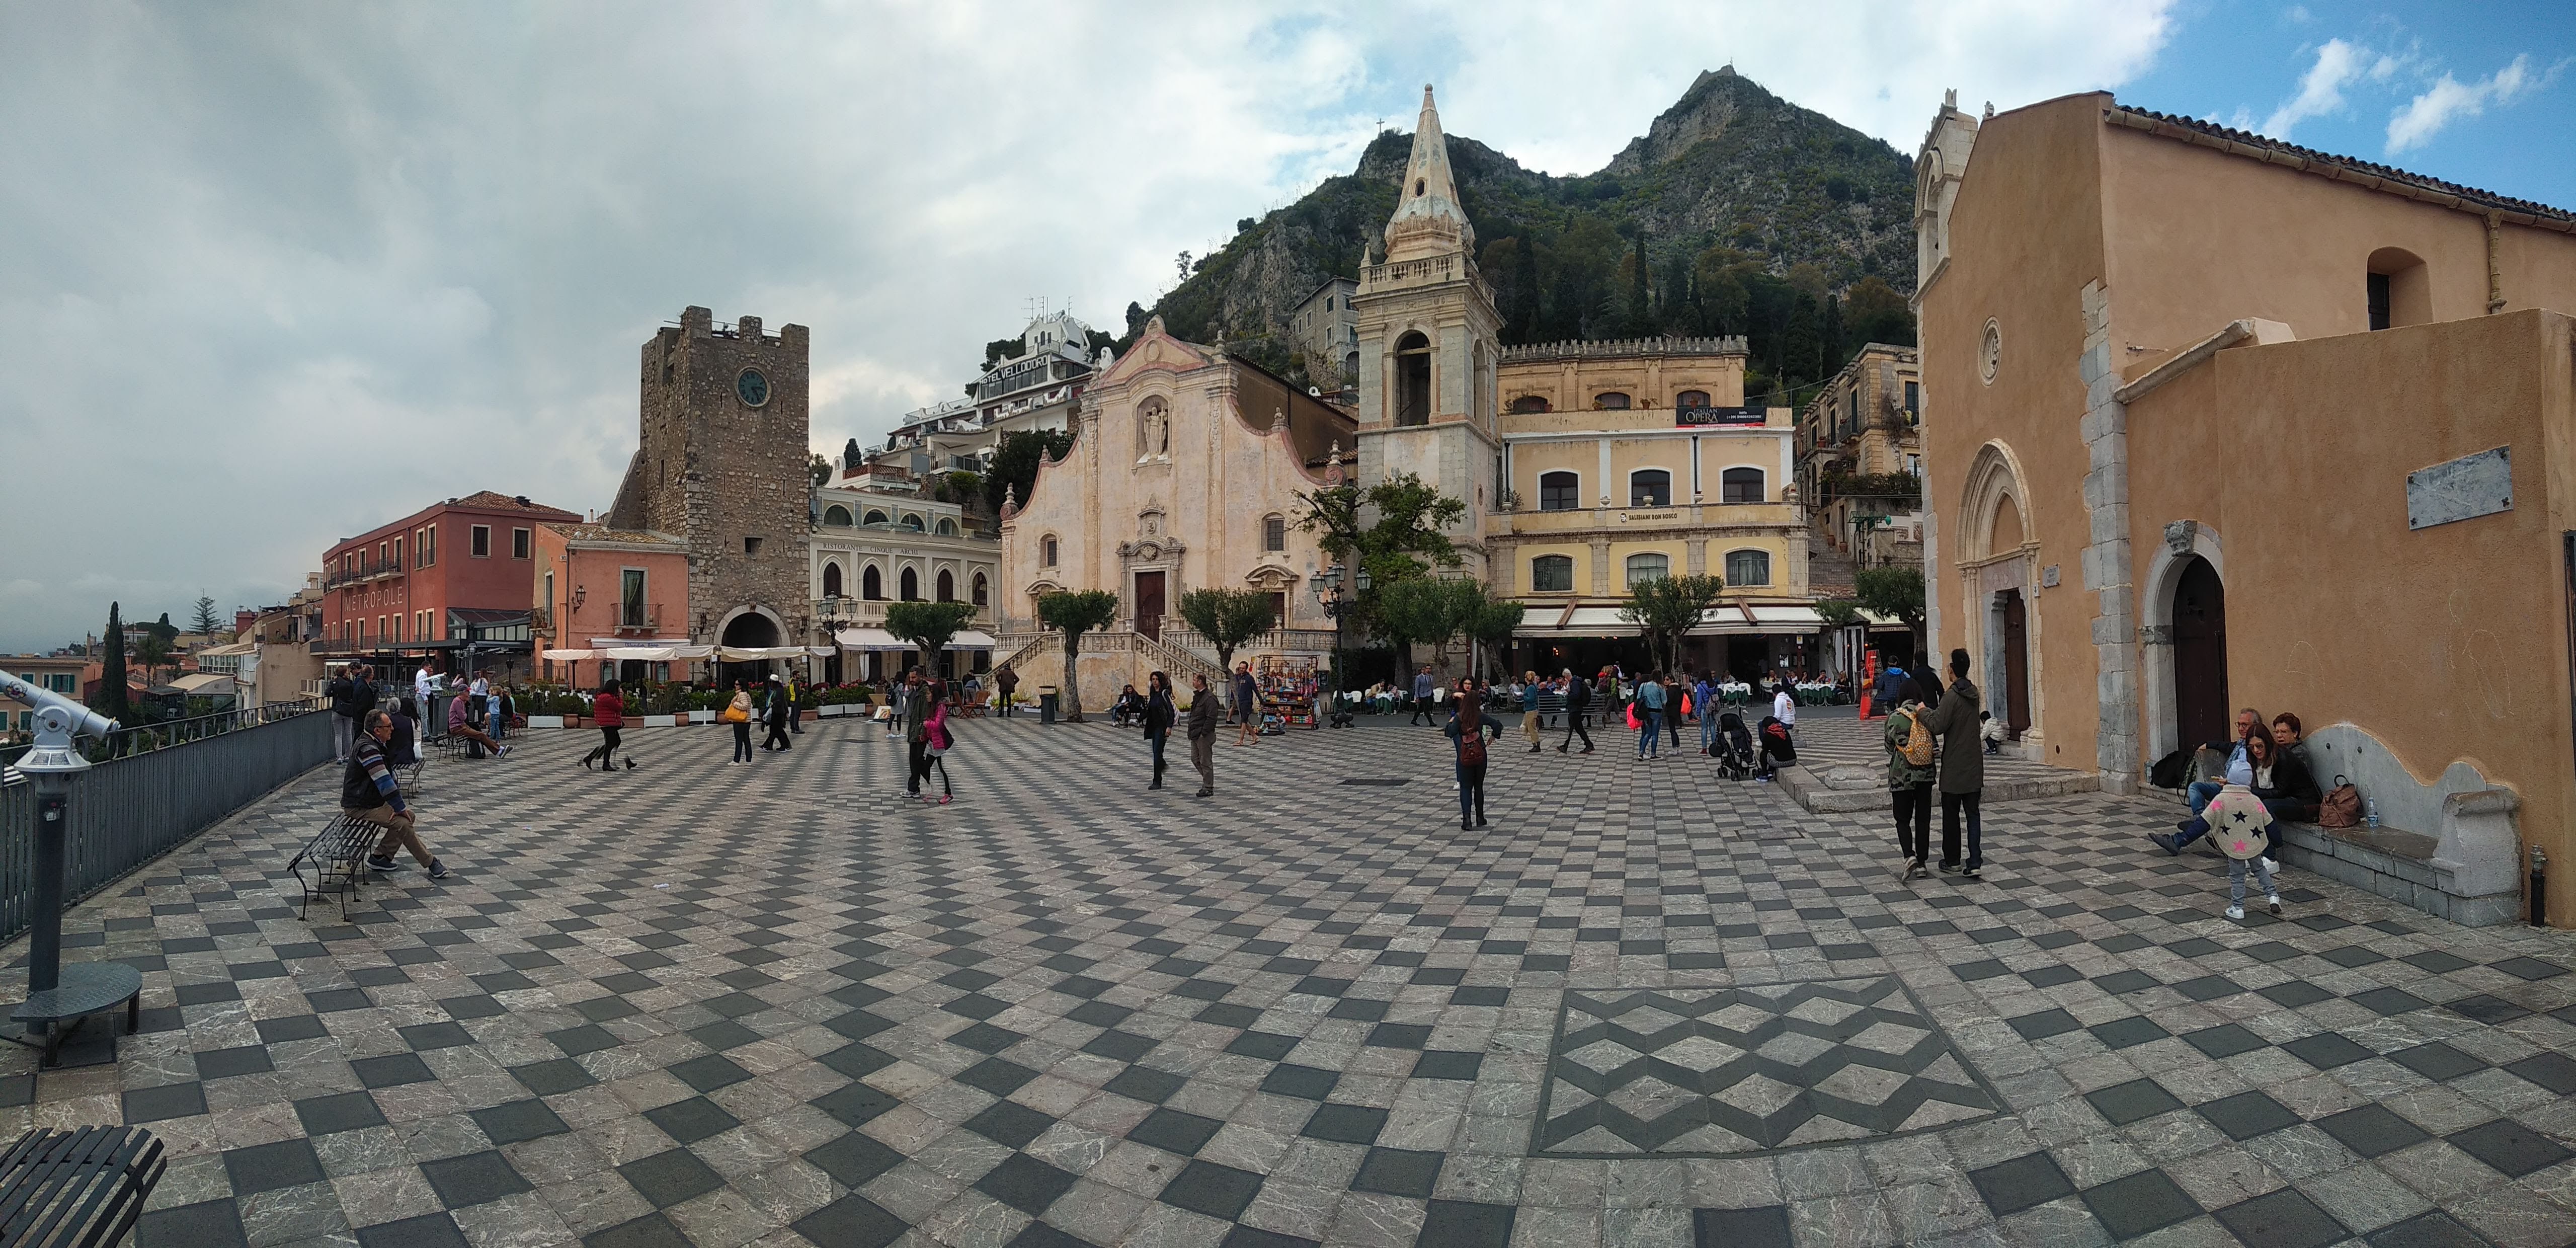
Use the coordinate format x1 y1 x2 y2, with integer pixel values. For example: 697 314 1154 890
0 703 333 943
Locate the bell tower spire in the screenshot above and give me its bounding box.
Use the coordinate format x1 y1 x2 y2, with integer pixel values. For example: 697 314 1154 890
1384 84 1474 264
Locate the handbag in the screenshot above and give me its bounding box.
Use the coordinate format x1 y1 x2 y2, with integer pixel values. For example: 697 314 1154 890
721 704 750 724
2318 775 2362 828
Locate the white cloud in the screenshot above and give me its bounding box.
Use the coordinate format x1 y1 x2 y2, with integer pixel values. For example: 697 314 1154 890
0 0 2179 650
2260 38 2361 137
2386 53 2549 151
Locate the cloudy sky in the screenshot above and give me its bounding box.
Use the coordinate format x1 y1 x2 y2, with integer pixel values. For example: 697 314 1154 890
1 1 2567 652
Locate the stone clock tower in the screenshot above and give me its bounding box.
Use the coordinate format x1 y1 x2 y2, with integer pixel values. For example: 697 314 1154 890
1351 86 1504 581
607 305 813 649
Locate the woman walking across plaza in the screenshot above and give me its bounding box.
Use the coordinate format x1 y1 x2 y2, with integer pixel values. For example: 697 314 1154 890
917 696 954 803
761 678 794 752
1520 672 1544 752
725 681 755 764
580 679 628 772
1446 678 1500 829
1186 673 1220 798
1143 671 1175 791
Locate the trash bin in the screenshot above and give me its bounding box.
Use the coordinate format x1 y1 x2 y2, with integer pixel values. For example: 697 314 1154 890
1038 687 1059 725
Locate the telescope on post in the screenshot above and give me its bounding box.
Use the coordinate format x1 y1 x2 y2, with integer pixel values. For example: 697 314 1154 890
0 674 139 1066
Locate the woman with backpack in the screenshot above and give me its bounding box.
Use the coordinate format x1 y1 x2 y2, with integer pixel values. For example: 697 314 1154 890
1445 678 1501 830
1884 679 1937 879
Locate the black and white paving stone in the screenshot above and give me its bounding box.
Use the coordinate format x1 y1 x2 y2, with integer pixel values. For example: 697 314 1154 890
7 712 2575 1247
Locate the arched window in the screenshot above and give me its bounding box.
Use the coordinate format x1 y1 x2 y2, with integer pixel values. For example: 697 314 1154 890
2368 247 2429 330
1594 392 1631 410
1625 553 1669 587
1720 467 1764 504
1675 390 1709 409
823 505 853 527
863 509 889 526
1263 515 1286 553
1509 395 1552 414
937 570 955 602
900 568 920 601
1395 331 1431 426
936 517 958 536
1532 555 1574 592
1725 550 1772 586
1041 535 1059 566
902 514 925 531
1539 471 1579 511
861 565 884 600
1629 469 1671 508
972 573 988 607
822 563 844 598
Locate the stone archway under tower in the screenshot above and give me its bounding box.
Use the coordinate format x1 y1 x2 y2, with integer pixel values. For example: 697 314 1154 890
716 605 786 686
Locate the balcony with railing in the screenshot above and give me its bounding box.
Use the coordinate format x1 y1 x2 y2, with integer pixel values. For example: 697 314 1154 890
323 558 407 590
813 598 991 631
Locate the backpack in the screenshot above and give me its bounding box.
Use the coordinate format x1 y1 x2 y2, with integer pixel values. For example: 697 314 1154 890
2318 775 2362 827
2147 748 2191 790
1457 720 1487 766
1898 709 1936 767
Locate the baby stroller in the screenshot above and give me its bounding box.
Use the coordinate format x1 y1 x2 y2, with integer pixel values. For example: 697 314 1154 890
1714 712 1755 781
1755 715 1798 779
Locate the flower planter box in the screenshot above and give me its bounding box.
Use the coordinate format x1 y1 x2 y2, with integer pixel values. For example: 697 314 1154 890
526 715 566 729
642 714 677 728
671 712 693 726
818 704 847 718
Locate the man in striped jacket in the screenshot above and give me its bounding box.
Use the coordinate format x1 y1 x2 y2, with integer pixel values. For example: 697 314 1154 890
345 711 449 879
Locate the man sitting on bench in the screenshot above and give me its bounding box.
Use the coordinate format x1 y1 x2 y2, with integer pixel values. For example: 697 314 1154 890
346 711 448 879
445 691 510 758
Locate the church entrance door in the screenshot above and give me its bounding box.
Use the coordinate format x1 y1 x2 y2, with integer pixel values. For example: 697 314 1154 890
1134 572 1166 641
2171 557 2228 751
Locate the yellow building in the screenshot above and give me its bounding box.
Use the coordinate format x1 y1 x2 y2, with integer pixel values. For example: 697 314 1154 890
1350 87 1822 681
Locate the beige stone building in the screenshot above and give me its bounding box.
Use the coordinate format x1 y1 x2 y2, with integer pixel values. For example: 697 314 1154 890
1914 87 2576 925
813 464 1001 684
1287 277 1359 387
1797 341 1922 570
995 323 1358 705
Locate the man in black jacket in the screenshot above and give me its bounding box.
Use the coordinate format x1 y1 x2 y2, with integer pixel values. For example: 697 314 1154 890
1556 669 1594 754
328 665 377 763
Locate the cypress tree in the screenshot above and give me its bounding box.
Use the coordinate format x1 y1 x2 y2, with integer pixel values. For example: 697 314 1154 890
1782 294 1822 387
97 601 129 721
1822 293 1846 371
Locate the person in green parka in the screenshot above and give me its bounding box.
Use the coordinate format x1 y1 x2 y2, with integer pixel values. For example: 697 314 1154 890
1884 679 1938 880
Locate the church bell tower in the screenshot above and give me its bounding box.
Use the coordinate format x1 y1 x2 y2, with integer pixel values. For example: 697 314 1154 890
1351 86 1503 581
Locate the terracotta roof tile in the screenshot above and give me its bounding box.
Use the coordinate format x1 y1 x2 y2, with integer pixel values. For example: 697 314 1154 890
2108 105 2575 226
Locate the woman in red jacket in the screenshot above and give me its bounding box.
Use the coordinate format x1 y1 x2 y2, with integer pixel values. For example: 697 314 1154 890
582 679 632 772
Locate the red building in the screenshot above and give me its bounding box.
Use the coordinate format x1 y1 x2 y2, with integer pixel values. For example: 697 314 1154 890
319 491 582 676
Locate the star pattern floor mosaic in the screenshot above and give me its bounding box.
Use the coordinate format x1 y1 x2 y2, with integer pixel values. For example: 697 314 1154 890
7 711 2576 1247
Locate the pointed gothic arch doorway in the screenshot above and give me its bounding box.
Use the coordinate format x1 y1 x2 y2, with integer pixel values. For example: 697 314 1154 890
2170 556 2228 750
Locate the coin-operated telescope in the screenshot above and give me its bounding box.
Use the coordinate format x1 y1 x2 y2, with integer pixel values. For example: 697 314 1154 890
0 674 136 1065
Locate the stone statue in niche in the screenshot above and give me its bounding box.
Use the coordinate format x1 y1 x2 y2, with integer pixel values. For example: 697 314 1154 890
1138 399 1171 460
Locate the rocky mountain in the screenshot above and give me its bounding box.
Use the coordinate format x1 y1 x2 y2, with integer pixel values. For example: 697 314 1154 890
1134 67 1918 399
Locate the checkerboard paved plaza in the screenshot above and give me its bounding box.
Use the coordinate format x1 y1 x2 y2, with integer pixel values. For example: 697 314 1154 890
15 713 2576 1248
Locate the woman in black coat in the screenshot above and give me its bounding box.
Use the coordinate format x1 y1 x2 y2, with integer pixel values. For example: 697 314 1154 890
1143 671 1176 791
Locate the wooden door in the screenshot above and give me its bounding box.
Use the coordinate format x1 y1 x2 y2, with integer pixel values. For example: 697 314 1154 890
2171 556 2228 750
1999 589 2031 738
1135 571 1166 640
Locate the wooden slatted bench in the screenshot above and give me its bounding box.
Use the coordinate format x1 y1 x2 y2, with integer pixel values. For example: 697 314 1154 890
0 1127 165 1248
286 814 376 918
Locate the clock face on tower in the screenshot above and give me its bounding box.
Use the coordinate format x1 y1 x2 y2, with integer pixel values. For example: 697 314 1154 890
736 368 770 408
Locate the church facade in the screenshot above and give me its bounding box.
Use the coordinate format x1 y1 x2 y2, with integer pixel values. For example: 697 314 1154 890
996 87 1824 697
995 323 1357 706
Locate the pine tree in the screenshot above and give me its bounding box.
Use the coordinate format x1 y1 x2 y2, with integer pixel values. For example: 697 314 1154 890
97 602 129 720
1821 294 1846 373
1782 294 1822 387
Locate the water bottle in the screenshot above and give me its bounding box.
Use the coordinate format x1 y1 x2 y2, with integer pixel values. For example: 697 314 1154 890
2364 798 2379 829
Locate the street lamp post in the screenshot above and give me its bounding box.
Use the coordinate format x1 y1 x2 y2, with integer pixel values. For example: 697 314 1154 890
1309 563 1370 728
